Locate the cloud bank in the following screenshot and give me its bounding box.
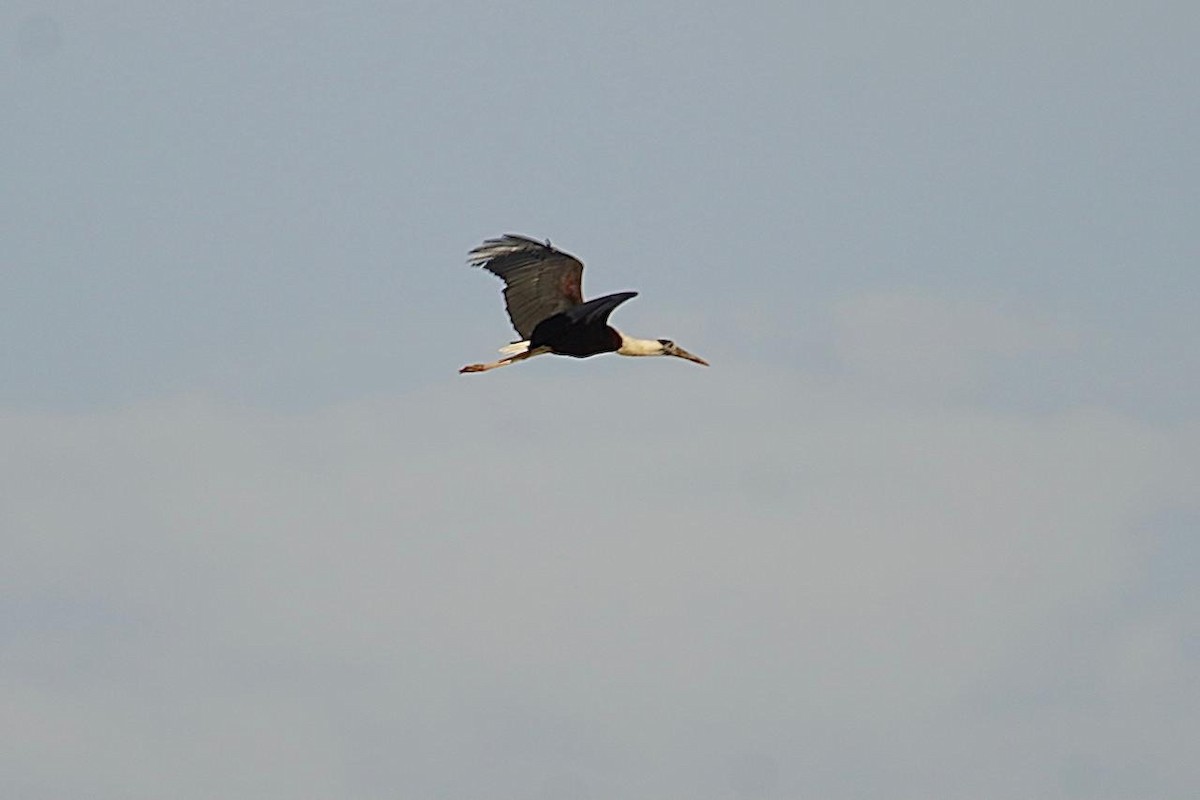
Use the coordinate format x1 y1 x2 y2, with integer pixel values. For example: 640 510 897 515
5 333 1196 797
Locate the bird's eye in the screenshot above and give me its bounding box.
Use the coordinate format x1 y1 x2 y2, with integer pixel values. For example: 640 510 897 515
658 339 673 348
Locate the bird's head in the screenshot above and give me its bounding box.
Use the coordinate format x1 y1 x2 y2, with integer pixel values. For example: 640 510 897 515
656 338 709 366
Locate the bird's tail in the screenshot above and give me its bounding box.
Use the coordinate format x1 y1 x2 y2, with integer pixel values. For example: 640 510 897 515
498 340 530 356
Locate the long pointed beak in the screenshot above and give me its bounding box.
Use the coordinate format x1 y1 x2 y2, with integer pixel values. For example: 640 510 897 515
671 347 709 367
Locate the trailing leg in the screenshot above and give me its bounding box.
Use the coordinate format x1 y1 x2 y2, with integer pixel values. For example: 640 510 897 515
459 345 550 374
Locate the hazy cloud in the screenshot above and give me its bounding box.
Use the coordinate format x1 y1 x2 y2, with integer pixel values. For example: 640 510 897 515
4 369 1196 797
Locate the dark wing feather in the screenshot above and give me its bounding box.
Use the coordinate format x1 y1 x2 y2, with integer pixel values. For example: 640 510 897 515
561 291 638 326
467 234 585 339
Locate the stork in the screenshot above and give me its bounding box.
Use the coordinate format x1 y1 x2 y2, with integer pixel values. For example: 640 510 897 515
459 234 709 374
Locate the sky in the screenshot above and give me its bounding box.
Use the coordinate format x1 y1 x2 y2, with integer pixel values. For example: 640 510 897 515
3 1 1198 797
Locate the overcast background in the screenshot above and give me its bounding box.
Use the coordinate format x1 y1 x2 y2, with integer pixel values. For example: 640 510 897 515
4 2 1198 798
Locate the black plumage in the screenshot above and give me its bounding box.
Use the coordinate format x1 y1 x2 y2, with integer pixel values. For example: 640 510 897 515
529 292 637 357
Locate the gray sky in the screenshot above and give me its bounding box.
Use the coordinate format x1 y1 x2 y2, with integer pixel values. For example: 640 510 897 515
4 2 1198 798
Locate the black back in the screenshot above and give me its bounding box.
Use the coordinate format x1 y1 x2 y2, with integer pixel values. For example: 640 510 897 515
530 292 638 358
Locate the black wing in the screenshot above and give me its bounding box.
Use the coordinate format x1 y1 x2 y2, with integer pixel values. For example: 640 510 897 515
468 234 586 339
561 291 638 326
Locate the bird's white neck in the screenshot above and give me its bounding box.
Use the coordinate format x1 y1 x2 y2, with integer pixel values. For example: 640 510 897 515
615 332 664 357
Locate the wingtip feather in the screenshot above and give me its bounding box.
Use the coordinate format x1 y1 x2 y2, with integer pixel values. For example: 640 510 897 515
467 233 557 266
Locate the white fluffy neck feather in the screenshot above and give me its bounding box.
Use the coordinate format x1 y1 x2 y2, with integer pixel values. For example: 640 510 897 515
616 332 664 357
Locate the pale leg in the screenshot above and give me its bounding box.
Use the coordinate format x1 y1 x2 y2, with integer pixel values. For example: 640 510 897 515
459 346 550 374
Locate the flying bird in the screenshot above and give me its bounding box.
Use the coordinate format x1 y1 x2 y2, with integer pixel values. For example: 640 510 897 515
459 234 709 374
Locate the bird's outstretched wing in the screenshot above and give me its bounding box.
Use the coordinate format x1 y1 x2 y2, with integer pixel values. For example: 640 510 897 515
468 234 585 339
561 291 638 326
